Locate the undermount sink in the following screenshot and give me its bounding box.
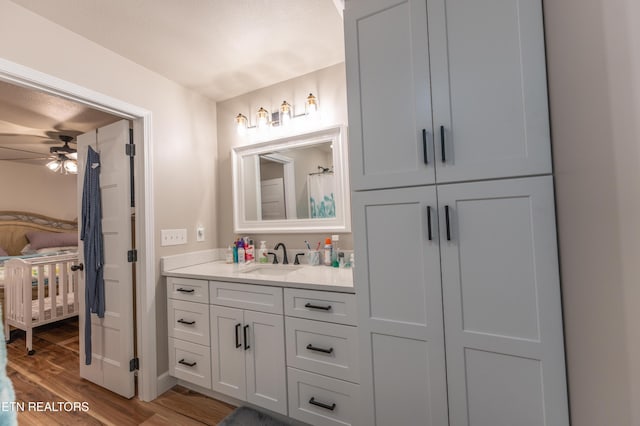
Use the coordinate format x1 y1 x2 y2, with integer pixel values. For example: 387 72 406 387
239 264 302 276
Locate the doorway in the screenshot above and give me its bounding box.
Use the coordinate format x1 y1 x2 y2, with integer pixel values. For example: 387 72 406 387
0 57 156 401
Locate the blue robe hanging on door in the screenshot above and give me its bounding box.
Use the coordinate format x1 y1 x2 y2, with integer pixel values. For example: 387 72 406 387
81 146 105 365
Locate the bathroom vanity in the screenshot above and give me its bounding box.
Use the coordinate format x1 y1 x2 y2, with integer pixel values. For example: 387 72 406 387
162 253 358 426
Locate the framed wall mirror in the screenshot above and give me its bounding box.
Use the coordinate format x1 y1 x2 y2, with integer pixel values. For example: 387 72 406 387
232 125 350 233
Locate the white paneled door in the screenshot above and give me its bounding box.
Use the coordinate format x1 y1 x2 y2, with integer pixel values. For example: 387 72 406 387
438 176 569 426
352 186 448 426
77 119 135 398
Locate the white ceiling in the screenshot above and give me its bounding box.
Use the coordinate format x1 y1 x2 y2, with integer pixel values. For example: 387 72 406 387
10 0 346 101
0 0 345 165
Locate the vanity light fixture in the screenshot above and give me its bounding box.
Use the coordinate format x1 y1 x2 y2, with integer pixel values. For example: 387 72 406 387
233 93 320 134
235 113 248 135
305 93 318 116
256 107 270 130
279 100 292 127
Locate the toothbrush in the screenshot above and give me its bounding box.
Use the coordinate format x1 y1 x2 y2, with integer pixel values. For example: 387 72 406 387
304 240 312 250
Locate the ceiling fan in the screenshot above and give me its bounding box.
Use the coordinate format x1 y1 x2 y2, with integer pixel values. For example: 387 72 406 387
0 134 79 174
46 135 78 174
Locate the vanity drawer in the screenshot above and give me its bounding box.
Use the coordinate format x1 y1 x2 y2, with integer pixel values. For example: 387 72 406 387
168 338 212 389
167 277 209 304
284 288 357 325
286 317 359 383
287 367 360 426
168 299 210 346
210 281 283 314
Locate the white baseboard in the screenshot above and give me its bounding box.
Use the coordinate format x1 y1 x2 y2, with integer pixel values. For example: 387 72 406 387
156 371 177 396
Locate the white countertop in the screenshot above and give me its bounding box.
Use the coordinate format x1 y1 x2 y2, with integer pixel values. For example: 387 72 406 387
162 260 355 294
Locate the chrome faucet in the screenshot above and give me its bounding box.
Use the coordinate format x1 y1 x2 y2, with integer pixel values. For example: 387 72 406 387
274 242 289 264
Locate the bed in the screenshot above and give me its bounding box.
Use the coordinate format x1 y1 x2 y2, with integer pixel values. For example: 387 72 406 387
0 211 80 355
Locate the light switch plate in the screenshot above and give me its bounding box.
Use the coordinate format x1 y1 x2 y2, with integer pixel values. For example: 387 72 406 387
161 229 187 246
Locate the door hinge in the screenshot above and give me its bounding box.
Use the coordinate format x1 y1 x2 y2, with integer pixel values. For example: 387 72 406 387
129 357 139 372
125 143 136 157
127 249 138 263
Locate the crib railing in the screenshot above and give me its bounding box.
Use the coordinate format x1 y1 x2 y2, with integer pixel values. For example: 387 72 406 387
3 253 80 354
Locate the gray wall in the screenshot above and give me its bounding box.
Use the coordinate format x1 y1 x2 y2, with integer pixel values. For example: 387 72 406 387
216 63 353 251
545 0 640 424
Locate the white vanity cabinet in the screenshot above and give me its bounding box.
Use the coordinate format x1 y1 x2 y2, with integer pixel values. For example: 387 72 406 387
167 277 212 389
209 281 287 416
284 288 360 426
345 0 551 190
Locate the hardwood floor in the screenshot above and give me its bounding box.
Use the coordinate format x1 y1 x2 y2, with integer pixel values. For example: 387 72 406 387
5 318 235 425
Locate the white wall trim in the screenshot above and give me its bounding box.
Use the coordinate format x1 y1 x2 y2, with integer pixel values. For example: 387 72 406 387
157 371 177 396
0 57 158 401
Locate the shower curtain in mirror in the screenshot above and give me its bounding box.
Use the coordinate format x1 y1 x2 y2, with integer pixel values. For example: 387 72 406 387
308 173 335 218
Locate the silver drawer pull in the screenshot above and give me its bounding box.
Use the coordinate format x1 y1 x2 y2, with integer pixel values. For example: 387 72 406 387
305 302 332 311
306 344 334 354
309 397 336 411
178 359 196 367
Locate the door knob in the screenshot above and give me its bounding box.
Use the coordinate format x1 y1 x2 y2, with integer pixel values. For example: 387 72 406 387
71 263 84 271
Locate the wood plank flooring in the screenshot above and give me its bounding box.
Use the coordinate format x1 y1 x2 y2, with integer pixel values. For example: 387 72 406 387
5 318 235 425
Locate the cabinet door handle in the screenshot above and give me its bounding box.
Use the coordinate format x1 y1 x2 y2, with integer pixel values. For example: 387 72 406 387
306 344 334 354
235 323 242 348
176 288 194 293
440 125 446 163
427 206 433 241
422 129 428 164
178 359 197 367
243 324 250 350
445 205 451 241
177 319 195 325
305 302 332 311
309 397 336 411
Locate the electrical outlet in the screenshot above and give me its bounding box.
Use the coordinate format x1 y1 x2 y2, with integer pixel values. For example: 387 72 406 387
160 229 187 246
196 225 205 242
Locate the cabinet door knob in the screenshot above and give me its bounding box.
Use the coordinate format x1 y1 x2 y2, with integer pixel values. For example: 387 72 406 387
306 344 334 354
304 302 332 311
178 359 196 367
235 323 242 348
440 125 446 163
243 324 250 350
422 129 429 164
309 397 336 411
445 205 451 241
427 206 433 241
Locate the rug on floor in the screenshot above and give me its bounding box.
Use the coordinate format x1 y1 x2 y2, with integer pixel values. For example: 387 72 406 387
218 406 289 426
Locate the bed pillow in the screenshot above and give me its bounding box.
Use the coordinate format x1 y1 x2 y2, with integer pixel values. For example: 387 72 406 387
20 244 38 255
0 247 7 256
25 232 78 250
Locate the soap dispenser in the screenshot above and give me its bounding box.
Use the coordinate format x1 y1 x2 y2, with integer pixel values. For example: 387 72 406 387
258 241 268 264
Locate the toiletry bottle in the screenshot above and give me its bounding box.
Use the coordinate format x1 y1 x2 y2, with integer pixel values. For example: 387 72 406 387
237 239 246 264
225 245 234 264
338 252 345 268
350 253 355 269
331 234 340 267
246 239 255 262
233 241 239 263
258 241 268 264
324 238 332 266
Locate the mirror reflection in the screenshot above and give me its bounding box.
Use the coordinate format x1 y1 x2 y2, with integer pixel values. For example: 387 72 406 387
242 142 335 221
233 125 350 233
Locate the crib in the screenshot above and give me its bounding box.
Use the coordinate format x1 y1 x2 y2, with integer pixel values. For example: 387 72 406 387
3 253 80 355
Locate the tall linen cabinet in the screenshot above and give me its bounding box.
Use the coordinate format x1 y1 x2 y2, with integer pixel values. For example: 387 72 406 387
344 0 570 425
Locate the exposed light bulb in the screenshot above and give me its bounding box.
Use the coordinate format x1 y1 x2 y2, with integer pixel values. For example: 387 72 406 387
256 107 269 130
306 93 318 117
46 159 61 172
235 113 248 135
63 159 78 174
279 101 292 127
